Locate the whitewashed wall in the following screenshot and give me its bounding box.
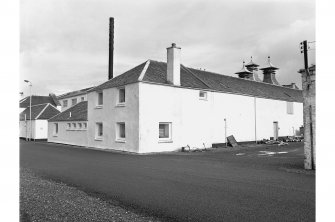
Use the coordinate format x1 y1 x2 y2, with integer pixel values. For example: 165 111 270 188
59 94 88 111
87 83 139 152
138 82 303 153
19 120 48 139
47 121 88 147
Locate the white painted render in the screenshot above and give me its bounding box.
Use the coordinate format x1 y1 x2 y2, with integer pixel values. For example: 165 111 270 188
138 82 303 153
47 121 88 147
59 94 88 111
19 120 48 139
86 83 139 152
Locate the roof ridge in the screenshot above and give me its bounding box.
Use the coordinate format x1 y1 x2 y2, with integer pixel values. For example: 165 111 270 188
35 103 50 120
181 65 211 89
138 60 151 81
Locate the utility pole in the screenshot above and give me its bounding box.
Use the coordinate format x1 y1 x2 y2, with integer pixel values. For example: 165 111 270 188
300 40 314 169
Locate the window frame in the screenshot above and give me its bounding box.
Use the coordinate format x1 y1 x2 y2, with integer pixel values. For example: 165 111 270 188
63 100 68 108
199 91 208 100
115 122 126 142
95 122 103 140
53 123 58 136
81 96 85 101
117 87 126 106
158 122 172 143
71 98 77 106
286 102 294 115
96 91 103 108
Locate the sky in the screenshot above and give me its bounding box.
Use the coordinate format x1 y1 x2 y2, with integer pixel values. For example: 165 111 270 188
20 0 315 97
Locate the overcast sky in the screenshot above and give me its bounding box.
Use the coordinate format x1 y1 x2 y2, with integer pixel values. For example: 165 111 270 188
20 0 315 97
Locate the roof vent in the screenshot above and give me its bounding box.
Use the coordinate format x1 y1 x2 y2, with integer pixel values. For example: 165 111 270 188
69 112 72 118
259 56 280 85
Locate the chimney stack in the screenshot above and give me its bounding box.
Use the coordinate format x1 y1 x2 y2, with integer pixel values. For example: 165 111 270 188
108 17 114 80
259 56 280 85
167 43 181 86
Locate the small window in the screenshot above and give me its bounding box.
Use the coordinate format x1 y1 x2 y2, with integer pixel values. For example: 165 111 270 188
96 122 103 139
81 97 85 101
83 123 87 129
97 92 103 106
159 122 172 141
72 123 76 129
63 100 68 108
78 123 82 129
119 88 125 104
287 102 294 114
53 123 58 136
72 98 77 106
116 122 126 141
67 123 71 130
199 91 207 100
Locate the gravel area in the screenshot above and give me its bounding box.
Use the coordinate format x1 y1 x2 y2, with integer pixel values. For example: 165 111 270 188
20 168 161 222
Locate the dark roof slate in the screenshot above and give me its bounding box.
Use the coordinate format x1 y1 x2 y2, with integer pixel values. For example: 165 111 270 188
57 87 94 99
48 101 87 122
20 95 59 108
19 104 60 120
89 60 302 103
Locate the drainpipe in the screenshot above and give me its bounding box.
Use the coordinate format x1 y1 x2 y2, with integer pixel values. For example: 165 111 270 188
254 97 257 143
224 118 227 147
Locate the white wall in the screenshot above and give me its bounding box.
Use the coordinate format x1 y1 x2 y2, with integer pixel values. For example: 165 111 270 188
47 121 88 147
87 83 139 152
59 94 87 111
138 82 303 153
19 120 48 139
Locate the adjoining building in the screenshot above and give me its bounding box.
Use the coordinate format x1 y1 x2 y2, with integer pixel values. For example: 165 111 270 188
48 101 88 147
20 103 61 140
48 44 303 153
57 87 94 111
20 93 61 113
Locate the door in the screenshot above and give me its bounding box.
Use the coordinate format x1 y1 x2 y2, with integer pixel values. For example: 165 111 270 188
273 121 279 140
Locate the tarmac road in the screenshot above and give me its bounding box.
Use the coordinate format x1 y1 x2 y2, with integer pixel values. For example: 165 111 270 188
20 141 315 222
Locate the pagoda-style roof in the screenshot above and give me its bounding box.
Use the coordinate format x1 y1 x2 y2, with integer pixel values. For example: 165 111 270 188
260 56 279 70
235 61 252 75
245 56 259 67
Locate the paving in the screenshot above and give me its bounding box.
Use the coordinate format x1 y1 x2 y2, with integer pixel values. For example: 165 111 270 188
20 141 315 222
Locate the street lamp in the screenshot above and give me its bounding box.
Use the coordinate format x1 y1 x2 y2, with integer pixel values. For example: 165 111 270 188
24 80 32 141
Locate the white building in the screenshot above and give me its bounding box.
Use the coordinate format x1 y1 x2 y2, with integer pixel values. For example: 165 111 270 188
48 44 303 153
20 93 61 113
20 103 61 140
57 87 94 111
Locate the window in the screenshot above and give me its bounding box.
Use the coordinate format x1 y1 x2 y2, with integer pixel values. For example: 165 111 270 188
118 88 125 104
72 98 77 106
81 97 85 101
116 122 126 142
63 100 68 108
72 123 76 129
53 123 58 136
199 91 207 100
97 92 103 106
78 123 82 129
95 122 103 139
287 102 294 114
83 123 87 129
67 123 71 130
159 122 172 142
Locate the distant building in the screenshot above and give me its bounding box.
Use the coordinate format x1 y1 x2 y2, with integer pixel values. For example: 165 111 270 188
20 103 60 140
48 44 303 153
20 93 61 113
57 87 94 111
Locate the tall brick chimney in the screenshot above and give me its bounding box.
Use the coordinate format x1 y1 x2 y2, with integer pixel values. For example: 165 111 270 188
108 17 114 80
259 56 280 85
167 43 181 86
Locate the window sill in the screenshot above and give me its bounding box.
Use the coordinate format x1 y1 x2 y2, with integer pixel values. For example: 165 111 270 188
199 97 207 101
116 103 125 107
95 137 103 141
158 140 173 143
95 105 103 109
53 135 58 137
115 139 126 143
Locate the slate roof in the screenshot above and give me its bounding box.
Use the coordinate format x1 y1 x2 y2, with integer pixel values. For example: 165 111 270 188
90 60 303 103
19 103 60 121
48 101 88 122
57 87 94 99
20 94 60 108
